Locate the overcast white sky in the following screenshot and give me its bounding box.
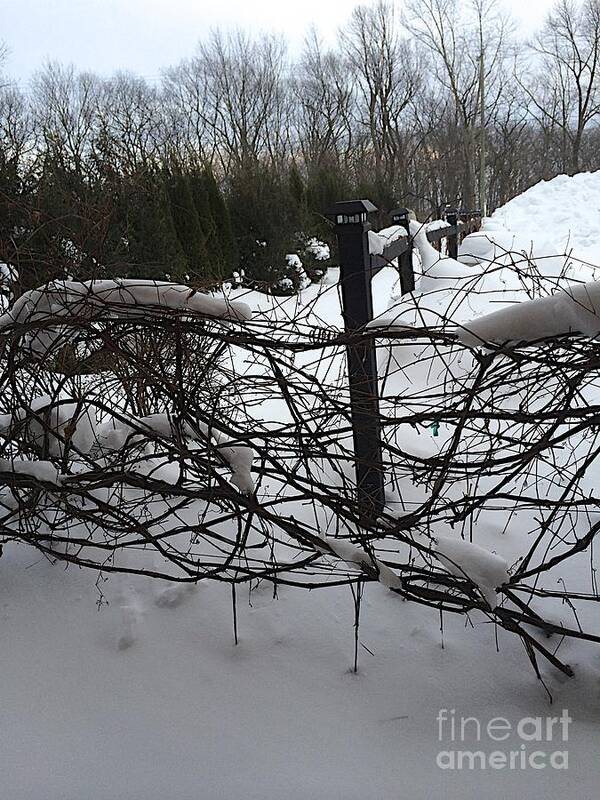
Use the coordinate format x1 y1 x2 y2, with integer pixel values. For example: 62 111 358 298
3 0 555 84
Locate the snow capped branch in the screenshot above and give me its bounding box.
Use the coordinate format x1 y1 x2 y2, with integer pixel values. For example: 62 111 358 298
458 281 600 347
317 535 403 590
96 412 255 495
0 457 62 485
433 536 509 609
0 279 253 332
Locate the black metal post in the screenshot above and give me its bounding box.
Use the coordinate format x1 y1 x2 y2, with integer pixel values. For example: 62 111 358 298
391 207 415 295
445 207 459 260
327 199 385 523
459 208 469 246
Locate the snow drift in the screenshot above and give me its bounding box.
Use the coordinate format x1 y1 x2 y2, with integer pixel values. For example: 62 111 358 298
458 280 600 347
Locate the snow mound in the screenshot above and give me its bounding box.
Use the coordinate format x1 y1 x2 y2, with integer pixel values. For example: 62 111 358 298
493 171 600 262
409 219 483 293
458 219 517 265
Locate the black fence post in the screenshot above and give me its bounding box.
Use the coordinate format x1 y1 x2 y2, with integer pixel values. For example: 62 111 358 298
459 207 469 245
445 207 458 260
327 199 385 523
391 207 415 295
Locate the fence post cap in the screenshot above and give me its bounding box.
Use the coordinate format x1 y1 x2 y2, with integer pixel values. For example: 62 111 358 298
390 207 411 222
326 199 377 224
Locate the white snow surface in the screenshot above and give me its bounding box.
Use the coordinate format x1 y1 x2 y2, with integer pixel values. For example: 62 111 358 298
457 172 600 281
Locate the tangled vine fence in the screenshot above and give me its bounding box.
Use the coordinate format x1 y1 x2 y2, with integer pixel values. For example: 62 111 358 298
0 213 599 685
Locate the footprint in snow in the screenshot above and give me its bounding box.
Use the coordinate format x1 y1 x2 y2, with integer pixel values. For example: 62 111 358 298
154 581 197 609
116 594 143 651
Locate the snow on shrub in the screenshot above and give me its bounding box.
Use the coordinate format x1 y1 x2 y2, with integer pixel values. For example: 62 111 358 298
304 237 330 262
295 234 332 284
433 536 509 609
286 254 311 290
272 254 311 295
96 412 255 494
0 393 96 458
0 279 252 357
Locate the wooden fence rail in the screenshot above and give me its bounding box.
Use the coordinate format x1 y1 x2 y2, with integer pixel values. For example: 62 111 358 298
326 199 481 524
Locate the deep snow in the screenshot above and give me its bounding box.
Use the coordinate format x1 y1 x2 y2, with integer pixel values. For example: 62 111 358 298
493 170 600 265
3 173 600 799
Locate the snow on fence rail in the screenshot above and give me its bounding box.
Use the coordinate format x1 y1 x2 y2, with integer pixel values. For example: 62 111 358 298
0 249 600 683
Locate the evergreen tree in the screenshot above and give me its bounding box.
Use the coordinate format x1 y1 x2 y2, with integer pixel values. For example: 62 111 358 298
187 171 219 280
288 162 307 223
228 163 301 287
166 171 208 281
202 168 238 279
125 172 188 281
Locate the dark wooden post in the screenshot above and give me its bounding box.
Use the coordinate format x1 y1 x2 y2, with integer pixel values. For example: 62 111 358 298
391 207 415 295
459 207 469 245
328 199 384 523
445 207 458 260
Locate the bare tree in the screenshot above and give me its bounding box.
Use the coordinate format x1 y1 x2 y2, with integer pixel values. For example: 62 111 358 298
341 1 421 201
406 0 513 209
161 56 214 166
292 29 355 174
0 40 8 88
95 72 162 175
191 30 289 173
526 0 600 174
31 62 101 177
0 83 36 176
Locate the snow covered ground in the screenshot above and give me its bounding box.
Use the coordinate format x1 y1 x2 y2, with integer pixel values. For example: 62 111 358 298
3 540 598 800
493 171 600 265
3 173 600 799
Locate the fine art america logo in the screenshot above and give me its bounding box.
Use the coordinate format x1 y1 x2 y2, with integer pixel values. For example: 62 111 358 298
436 709 571 770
